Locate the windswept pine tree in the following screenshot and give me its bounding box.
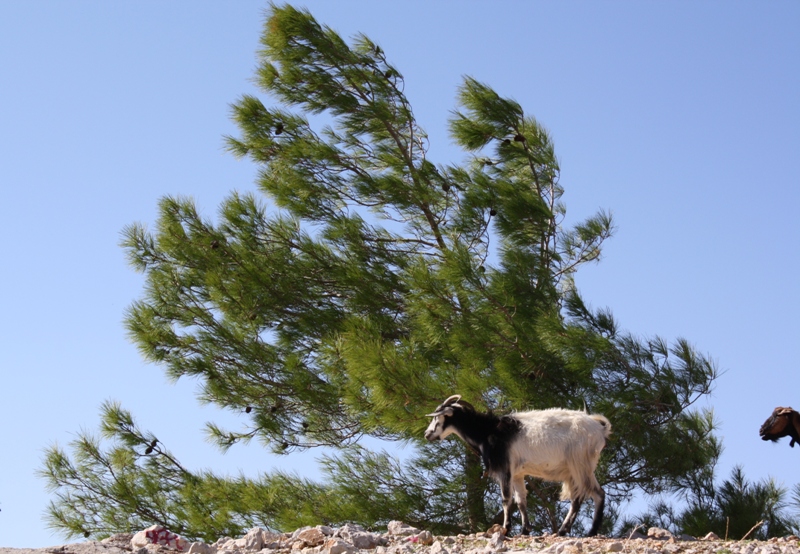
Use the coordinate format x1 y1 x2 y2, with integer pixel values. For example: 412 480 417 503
42 4 720 541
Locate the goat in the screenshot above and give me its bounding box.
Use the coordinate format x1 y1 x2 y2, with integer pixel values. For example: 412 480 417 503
424 395 611 536
759 406 800 447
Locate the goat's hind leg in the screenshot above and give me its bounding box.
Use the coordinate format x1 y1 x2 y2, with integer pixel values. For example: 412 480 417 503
557 496 582 536
587 487 605 536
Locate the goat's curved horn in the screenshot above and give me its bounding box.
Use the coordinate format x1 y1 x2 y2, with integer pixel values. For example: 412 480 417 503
425 395 462 417
777 407 795 415
454 398 476 412
442 395 462 406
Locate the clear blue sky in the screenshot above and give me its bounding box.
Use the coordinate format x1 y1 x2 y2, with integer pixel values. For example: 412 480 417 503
1 1 799 548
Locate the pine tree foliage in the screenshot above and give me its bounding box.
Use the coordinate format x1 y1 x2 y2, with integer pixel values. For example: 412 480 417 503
40 401 264 542
42 4 722 539
623 465 800 540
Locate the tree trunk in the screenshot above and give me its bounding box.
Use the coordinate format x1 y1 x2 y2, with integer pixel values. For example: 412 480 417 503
464 448 486 532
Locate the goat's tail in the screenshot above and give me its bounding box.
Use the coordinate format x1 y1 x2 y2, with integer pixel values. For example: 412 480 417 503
591 414 612 438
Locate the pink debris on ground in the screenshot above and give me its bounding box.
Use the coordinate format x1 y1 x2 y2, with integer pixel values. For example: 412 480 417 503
131 525 188 551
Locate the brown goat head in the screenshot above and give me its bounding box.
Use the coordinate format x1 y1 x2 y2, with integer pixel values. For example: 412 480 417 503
759 406 800 447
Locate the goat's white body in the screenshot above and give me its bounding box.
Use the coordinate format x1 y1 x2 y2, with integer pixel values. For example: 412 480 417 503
509 409 610 502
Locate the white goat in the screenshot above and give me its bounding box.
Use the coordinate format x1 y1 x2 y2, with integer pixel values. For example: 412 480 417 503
424 395 611 536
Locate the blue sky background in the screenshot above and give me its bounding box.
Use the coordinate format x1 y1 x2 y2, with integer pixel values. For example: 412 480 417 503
1 1 799 548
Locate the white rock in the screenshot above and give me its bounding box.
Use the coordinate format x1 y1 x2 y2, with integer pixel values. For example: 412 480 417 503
187 543 216 554
336 524 366 536
323 539 355 554
416 531 434 546
647 527 673 540
539 541 581 554
478 525 502 538
256 532 287 551
605 542 623 552
102 533 135 549
485 531 506 552
216 538 242 552
229 528 266 551
333 524 382 550
292 528 313 540
352 533 384 550
131 525 189 552
131 531 149 549
538 544 560 554
662 543 682 554
387 521 420 536
297 529 326 548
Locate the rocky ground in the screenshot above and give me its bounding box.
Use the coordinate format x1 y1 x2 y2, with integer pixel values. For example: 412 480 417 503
2 522 799 554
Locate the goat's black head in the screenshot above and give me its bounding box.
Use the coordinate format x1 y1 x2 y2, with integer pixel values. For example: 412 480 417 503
424 395 475 441
759 406 800 446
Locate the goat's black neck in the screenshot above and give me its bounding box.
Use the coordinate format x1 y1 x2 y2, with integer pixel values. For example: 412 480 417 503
448 408 521 475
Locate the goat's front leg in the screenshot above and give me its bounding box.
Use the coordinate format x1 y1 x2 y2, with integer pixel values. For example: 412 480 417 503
499 473 514 535
511 475 531 535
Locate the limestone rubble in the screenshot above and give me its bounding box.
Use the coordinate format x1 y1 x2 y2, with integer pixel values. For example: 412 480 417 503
2 522 799 554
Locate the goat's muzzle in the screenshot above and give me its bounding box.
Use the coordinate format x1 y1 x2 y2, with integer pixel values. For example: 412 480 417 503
759 418 779 441
424 427 442 441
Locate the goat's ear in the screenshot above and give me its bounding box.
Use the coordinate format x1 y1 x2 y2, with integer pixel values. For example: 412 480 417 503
426 406 454 417
426 395 461 417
